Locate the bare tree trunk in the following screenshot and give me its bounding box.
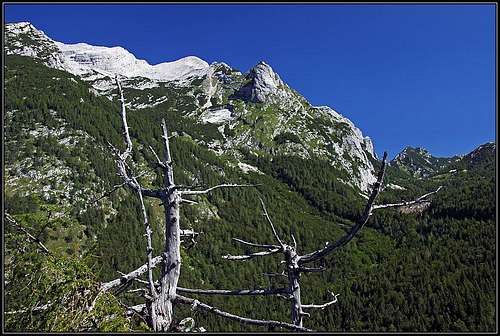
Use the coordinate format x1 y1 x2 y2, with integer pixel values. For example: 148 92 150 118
149 119 181 331
285 247 304 328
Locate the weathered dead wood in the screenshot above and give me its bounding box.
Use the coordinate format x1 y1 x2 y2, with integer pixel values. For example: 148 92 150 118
151 118 181 331
133 182 157 300
177 287 289 296
372 186 443 210
232 238 280 249
110 76 343 331
302 292 339 310
175 294 313 332
101 256 164 292
222 248 281 260
298 266 326 273
180 184 256 196
148 145 166 169
216 149 443 330
259 197 285 248
179 229 201 237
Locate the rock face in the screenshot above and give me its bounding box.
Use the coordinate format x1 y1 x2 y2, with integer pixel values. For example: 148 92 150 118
235 61 288 103
5 21 380 193
57 42 209 82
5 22 210 86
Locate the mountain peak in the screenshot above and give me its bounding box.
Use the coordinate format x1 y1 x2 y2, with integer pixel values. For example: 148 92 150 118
234 61 285 103
392 146 456 178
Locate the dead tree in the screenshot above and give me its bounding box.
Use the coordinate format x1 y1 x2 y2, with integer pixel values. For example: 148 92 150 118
100 77 311 332
222 152 442 328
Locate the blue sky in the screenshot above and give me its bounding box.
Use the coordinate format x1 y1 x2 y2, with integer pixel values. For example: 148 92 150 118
4 4 496 158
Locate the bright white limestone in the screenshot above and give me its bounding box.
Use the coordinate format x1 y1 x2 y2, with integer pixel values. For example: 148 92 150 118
200 108 234 124
6 22 210 86
387 183 406 190
56 42 209 82
237 162 262 174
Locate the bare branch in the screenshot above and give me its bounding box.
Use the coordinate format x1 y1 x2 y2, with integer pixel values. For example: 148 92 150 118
161 118 173 167
299 152 388 264
177 287 289 296
148 145 166 168
112 282 288 297
232 238 279 249
133 181 157 299
5 213 51 255
372 186 443 210
302 293 340 310
291 234 297 251
222 248 281 261
179 198 198 205
115 76 133 161
127 288 147 294
101 255 163 292
175 294 313 332
180 184 257 196
121 162 163 199
259 197 285 248
298 266 326 273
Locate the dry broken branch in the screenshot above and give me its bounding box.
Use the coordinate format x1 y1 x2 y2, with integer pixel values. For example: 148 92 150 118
133 180 157 299
180 184 257 196
298 266 326 273
302 293 339 310
177 287 289 296
232 238 280 249
175 294 313 332
372 186 443 210
259 197 285 248
222 248 281 260
101 256 163 292
148 144 166 169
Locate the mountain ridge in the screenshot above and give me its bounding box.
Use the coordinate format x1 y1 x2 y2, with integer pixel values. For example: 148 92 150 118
5 21 379 193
